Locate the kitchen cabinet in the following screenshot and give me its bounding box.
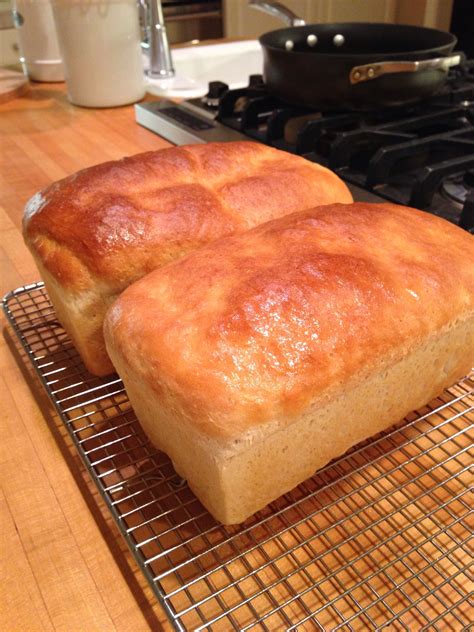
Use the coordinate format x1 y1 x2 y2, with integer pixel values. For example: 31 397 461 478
223 0 454 38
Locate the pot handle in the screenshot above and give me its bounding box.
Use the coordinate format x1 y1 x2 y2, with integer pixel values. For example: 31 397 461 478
248 1 306 27
349 54 462 84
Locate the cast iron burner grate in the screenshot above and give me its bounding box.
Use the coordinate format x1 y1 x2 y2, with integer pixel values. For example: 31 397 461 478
211 60 474 231
3 282 473 631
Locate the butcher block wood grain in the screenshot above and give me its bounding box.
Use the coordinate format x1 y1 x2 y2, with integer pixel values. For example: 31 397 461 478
1 80 472 632
0 82 172 632
0 69 29 104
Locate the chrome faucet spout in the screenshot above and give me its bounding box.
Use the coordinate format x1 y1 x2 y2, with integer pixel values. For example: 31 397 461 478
248 0 306 27
146 0 174 78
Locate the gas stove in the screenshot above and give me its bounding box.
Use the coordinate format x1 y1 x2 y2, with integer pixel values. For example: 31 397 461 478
136 59 474 232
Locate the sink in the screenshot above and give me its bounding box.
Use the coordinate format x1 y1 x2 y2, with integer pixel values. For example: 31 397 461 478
144 40 263 98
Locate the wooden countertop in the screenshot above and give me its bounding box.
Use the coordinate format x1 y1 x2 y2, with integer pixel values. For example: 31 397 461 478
1 81 174 632
3 77 472 632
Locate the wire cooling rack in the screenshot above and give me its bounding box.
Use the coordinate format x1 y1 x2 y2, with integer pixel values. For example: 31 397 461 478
3 282 473 631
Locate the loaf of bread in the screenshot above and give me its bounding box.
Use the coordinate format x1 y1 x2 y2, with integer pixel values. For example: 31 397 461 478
104 202 474 524
23 141 352 375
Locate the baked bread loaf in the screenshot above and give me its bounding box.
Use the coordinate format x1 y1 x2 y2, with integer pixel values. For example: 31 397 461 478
104 202 474 525
22 141 352 375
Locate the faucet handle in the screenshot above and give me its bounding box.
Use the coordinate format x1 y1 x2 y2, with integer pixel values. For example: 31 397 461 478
248 1 306 27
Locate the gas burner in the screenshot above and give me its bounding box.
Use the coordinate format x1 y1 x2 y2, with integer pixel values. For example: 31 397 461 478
136 59 474 231
441 170 474 206
442 180 468 206
460 190 474 232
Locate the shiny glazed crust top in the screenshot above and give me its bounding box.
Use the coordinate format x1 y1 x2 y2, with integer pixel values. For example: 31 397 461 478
104 202 474 440
23 141 352 292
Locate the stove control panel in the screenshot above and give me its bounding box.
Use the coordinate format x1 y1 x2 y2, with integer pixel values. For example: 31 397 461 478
158 106 214 131
135 100 249 146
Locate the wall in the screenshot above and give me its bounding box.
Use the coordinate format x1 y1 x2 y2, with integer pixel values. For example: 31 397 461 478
396 0 453 29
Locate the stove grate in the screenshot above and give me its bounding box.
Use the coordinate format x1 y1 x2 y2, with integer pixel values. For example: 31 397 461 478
3 282 473 631
214 68 474 230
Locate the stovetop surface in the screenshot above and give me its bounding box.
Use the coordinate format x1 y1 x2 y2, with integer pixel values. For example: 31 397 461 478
135 59 474 232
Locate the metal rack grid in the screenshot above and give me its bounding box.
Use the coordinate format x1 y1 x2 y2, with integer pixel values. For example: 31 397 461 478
3 281 473 632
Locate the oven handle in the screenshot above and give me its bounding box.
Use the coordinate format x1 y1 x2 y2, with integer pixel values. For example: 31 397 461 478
165 10 222 22
350 54 462 84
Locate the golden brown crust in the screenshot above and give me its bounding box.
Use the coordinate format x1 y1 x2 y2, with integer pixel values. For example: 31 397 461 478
23 141 353 293
104 202 474 440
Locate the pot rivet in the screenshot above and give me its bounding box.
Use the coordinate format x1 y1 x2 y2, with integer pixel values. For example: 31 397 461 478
333 34 345 47
367 67 375 77
285 39 294 51
306 34 318 47
353 71 361 81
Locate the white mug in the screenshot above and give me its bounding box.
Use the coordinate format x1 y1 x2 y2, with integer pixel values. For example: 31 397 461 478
52 0 145 107
13 0 64 82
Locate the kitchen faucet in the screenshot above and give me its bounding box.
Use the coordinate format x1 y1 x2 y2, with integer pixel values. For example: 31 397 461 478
141 0 174 78
248 0 306 27
142 0 304 81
